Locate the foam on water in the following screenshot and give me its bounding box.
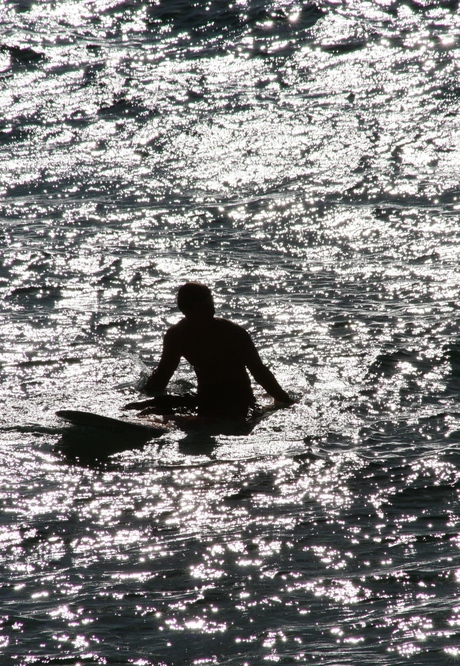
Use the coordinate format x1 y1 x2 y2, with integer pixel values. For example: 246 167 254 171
1 1 460 664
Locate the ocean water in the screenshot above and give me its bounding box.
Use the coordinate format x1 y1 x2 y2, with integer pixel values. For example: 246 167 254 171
2 0 460 663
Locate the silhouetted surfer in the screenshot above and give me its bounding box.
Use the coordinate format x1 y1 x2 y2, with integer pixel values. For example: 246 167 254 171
143 282 294 419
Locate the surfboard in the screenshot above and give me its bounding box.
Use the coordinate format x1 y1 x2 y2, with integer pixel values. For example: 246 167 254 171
56 410 167 437
56 409 168 462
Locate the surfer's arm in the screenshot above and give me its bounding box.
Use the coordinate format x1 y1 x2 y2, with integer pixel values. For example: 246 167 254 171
145 330 181 394
244 336 294 405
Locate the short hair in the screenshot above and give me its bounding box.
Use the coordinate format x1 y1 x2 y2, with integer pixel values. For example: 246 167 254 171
177 282 213 314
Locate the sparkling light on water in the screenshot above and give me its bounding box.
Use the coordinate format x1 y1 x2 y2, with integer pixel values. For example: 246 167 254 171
2 0 460 664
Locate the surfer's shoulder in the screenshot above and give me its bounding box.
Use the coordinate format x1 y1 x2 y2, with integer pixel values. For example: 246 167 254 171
214 317 252 339
164 318 188 341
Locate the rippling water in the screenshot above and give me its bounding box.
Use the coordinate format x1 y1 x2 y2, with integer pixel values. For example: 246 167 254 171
2 0 460 664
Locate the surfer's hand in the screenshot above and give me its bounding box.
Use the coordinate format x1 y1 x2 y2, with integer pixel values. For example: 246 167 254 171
124 401 142 410
274 396 296 407
124 398 158 410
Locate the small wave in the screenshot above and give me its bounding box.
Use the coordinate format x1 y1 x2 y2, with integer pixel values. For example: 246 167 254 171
0 44 44 68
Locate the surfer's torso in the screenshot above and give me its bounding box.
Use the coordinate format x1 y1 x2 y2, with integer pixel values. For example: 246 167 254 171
164 317 256 417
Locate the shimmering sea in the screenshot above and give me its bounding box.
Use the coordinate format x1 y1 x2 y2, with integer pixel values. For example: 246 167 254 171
2 0 460 664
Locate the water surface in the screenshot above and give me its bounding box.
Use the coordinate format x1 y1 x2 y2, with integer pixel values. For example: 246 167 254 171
1 1 460 664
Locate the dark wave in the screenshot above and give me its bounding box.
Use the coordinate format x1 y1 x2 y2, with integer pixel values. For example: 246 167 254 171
145 0 324 40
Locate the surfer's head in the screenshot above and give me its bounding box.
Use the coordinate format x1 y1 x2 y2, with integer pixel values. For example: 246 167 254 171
177 282 215 318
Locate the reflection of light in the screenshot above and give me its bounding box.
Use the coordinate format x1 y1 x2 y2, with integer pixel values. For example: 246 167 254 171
190 563 226 580
165 617 227 634
445 647 460 657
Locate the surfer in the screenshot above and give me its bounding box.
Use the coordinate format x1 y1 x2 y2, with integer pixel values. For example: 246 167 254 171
139 282 294 419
